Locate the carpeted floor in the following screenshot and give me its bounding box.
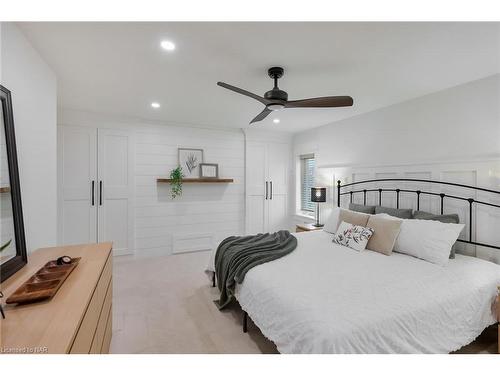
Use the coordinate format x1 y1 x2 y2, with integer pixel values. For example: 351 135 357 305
110 250 277 354
110 250 497 354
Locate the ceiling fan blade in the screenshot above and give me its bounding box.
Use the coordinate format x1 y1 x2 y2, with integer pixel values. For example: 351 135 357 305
250 108 272 124
285 96 353 108
217 82 270 105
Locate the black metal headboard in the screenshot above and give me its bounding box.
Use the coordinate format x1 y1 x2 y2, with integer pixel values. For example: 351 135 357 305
336 178 500 251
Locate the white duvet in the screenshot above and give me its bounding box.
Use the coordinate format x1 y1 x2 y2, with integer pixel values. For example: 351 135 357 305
208 230 500 353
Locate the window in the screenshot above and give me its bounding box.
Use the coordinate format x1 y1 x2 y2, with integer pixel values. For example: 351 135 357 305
300 154 315 212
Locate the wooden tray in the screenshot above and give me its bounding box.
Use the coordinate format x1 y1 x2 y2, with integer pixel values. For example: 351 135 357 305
6 257 81 304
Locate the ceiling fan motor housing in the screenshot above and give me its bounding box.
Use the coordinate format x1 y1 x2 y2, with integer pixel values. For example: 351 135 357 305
264 88 288 101
265 66 288 102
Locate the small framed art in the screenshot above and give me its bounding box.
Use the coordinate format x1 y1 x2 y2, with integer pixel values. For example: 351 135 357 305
178 148 204 178
200 163 219 179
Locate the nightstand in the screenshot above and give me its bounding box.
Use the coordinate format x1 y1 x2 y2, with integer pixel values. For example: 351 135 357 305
296 223 323 232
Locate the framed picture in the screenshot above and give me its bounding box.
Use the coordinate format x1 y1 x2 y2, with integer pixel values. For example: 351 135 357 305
200 163 219 179
178 148 204 178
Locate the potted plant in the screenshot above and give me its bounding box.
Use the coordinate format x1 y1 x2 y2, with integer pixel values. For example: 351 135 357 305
0 239 12 319
169 166 184 199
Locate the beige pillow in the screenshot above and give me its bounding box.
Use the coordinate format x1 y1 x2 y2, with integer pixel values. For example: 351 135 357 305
338 209 370 228
366 215 403 255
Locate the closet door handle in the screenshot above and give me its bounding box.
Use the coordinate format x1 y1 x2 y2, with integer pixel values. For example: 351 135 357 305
91 180 95 206
99 181 103 206
270 181 273 200
265 181 268 200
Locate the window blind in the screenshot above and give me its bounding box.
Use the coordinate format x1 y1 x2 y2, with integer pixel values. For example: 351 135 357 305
300 154 315 212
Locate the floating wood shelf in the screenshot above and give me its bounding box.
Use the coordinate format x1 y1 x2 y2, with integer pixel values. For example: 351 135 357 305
0 186 10 193
157 178 234 183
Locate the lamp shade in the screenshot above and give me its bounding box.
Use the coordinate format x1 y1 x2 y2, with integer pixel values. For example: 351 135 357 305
311 187 326 203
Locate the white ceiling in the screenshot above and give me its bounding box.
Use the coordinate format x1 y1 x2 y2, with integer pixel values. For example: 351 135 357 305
19 22 500 133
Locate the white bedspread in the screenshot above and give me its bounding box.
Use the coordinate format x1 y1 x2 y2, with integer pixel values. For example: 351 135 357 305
212 230 500 353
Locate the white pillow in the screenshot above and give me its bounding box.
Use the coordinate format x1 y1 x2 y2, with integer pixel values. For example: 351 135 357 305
332 221 374 252
323 207 340 233
385 216 465 266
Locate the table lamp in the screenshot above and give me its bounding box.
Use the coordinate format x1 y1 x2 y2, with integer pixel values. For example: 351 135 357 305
311 187 326 227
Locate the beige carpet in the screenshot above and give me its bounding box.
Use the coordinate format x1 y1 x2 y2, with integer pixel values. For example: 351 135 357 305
110 250 277 354
110 250 497 354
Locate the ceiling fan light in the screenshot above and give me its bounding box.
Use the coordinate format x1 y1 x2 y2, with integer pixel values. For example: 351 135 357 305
267 103 285 111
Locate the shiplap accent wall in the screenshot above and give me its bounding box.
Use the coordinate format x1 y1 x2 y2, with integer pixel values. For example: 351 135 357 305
59 110 245 257
134 126 245 256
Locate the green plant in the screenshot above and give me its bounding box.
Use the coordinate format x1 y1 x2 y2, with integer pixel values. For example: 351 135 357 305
0 239 11 252
169 166 184 199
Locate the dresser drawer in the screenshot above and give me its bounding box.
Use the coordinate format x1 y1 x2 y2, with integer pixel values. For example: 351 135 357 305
101 307 113 354
70 253 112 353
90 279 112 353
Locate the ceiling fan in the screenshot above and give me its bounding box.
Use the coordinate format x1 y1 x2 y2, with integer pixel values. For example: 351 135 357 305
217 67 354 124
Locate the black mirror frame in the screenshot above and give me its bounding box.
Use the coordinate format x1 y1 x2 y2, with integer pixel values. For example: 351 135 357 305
0 85 27 282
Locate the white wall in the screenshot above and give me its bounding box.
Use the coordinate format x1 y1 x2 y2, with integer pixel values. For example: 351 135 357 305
1 22 57 252
58 109 246 257
293 74 500 262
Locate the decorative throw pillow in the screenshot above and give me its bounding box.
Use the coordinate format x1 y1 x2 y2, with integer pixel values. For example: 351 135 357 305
338 209 370 228
375 206 413 219
349 203 376 214
412 211 460 258
366 215 403 256
412 211 460 224
323 208 370 233
332 221 374 252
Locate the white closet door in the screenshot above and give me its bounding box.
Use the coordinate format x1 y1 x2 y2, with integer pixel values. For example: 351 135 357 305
58 126 97 245
246 141 268 234
267 142 289 232
97 128 134 255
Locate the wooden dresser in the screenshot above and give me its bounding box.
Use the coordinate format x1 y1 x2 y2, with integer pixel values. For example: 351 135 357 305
0 242 112 354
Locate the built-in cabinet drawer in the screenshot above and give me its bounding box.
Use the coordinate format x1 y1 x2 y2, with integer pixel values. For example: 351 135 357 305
70 253 113 354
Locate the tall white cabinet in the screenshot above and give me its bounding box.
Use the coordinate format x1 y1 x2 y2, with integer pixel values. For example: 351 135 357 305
57 125 134 255
245 134 291 234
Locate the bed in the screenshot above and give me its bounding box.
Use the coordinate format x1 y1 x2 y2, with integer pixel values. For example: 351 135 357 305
235 230 500 353
207 178 500 353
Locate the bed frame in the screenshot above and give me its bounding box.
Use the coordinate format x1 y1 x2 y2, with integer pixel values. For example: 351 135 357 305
337 178 500 251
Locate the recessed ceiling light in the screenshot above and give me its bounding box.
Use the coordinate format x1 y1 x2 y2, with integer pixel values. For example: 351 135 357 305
160 40 176 51
273 118 280 124
151 102 160 109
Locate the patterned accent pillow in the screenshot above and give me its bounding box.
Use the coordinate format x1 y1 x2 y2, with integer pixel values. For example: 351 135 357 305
332 221 375 252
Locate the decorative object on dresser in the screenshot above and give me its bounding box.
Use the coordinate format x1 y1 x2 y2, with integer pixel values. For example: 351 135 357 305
1 242 113 354
296 223 323 232
0 85 28 283
6 256 81 304
178 148 204 178
200 163 219 179
169 166 184 199
311 187 326 227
